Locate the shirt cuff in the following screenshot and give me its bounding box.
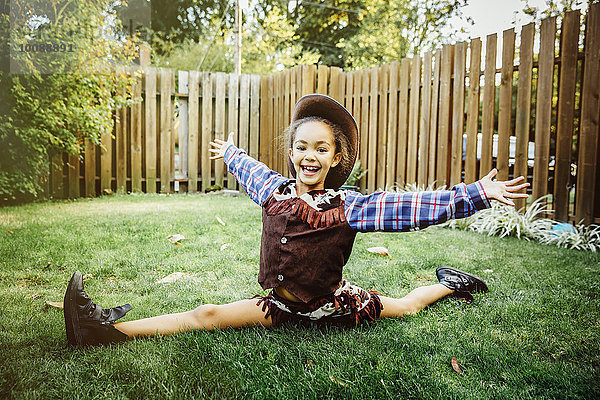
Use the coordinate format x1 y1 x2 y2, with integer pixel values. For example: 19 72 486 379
467 181 491 211
223 144 244 165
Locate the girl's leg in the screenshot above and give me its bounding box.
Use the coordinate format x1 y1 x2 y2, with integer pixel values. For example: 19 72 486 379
115 299 272 338
379 283 453 318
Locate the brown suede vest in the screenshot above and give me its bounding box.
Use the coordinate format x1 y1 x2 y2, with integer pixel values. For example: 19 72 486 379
258 182 357 303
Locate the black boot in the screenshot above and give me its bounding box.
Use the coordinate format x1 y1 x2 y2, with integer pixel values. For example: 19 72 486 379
436 266 489 293
64 271 131 346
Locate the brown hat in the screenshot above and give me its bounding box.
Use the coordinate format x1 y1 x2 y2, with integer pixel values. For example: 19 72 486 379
288 94 359 189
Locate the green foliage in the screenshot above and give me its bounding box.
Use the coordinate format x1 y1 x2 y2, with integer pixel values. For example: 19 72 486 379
339 0 468 69
151 0 470 72
0 0 139 203
342 160 367 187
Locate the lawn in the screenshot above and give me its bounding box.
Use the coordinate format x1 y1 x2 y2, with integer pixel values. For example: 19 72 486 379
1 193 599 399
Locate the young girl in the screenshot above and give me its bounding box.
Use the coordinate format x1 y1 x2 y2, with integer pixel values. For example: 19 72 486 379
64 94 529 346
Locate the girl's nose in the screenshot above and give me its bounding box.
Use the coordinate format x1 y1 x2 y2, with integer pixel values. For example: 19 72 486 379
304 151 316 161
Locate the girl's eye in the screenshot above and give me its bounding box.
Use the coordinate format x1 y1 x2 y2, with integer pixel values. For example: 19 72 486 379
296 146 306 151
318 148 328 153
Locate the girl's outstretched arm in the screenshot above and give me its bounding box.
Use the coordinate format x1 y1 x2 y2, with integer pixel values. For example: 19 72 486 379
209 133 287 206
344 171 529 232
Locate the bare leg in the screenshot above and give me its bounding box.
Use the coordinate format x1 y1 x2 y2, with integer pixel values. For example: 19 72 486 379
379 283 453 319
114 299 272 338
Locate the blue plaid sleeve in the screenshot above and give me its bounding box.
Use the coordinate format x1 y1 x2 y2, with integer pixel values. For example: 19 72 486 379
344 182 491 232
223 145 288 206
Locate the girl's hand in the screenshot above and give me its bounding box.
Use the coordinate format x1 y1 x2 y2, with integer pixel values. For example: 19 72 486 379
209 132 235 160
480 168 530 206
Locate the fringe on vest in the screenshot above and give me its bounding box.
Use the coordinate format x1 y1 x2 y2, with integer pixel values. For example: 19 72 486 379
264 197 346 229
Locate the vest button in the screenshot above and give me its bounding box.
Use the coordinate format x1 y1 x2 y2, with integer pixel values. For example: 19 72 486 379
277 274 284 281
280 236 287 244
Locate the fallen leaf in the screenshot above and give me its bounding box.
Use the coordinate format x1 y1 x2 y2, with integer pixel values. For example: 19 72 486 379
167 234 185 246
366 246 391 258
156 272 189 284
306 360 312 367
45 301 64 309
167 234 185 243
43 262 51 270
216 216 226 226
329 375 348 387
220 243 231 251
7 229 13 234
451 357 461 374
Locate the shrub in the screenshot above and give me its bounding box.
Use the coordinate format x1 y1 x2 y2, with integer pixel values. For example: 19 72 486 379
0 1 139 203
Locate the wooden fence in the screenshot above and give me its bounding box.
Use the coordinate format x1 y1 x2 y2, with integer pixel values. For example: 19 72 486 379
49 5 600 224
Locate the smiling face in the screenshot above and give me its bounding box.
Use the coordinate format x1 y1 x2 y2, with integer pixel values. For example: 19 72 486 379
288 120 342 195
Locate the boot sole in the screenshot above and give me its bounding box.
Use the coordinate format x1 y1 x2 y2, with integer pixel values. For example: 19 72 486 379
64 271 83 346
436 266 489 293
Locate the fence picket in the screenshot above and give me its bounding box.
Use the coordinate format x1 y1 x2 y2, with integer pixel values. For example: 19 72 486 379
386 61 400 187
465 39 482 184
514 23 535 209
116 67 127 192
428 50 441 185
67 154 79 198
131 69 143 192
419 52 433 186
227 73 239 190
533 18 556 202
317 65 329 94
498 29 516 181
84 139 95 196
576 3 600 223
377 65 389 190
554 11 581 221
214 73 226 187
407 56 421 184
437 45 453 187
359 69 370 190
397 58 411 187
144 67 157 193
481 34 497 177
159 68 173 193
250 75 261 162
201 72 213 191
450 42 466 186
368 67 379 192
188 71 200 192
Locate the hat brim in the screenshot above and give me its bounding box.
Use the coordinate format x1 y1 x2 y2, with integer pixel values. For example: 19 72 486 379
288 94 358 189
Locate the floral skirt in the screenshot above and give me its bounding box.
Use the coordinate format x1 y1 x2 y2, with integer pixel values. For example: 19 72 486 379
255 280 383 328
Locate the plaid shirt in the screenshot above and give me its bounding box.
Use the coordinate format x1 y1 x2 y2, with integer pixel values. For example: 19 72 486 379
224 145 490 232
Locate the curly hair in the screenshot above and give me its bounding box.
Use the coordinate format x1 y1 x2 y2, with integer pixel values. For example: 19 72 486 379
282 116 353 180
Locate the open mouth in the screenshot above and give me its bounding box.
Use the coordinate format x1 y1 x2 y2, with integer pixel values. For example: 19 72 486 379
301 165 321 175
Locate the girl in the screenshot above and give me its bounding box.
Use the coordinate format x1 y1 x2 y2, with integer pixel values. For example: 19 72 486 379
64 94 529 346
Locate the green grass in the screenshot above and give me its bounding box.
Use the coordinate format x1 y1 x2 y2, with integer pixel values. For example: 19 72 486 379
1 193 599 399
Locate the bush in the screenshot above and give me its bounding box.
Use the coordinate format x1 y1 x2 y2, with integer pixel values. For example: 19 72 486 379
0 1 139 203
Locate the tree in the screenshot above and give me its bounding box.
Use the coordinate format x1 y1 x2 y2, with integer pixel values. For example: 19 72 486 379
293 0 468 69
0 0 138 203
